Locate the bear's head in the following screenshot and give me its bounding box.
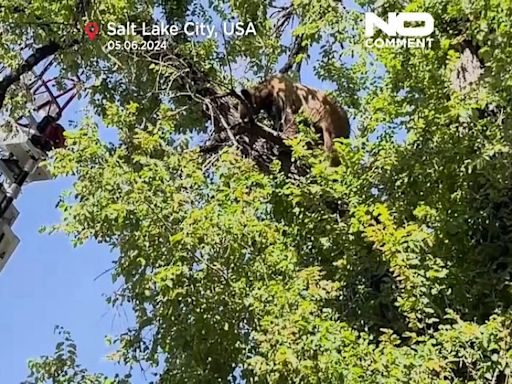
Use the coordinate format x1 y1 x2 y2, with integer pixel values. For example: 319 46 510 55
238 84 272 120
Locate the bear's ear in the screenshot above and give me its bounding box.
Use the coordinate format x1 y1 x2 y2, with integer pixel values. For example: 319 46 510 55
241 89 253 105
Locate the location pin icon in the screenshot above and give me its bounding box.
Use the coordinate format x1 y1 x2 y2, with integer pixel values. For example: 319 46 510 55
84 22 99 41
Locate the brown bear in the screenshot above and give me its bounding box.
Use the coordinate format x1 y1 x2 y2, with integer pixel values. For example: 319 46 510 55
239 74 350 166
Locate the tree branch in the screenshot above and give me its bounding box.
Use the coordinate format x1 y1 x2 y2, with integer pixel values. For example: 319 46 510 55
279 33 305 75
0 41 62 110
133 39 306 175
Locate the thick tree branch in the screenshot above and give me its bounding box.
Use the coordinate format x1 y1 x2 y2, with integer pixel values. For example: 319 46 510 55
0 41 62 110
279 34 305 75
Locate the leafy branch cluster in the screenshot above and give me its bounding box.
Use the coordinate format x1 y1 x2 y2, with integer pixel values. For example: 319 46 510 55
2 0 512 383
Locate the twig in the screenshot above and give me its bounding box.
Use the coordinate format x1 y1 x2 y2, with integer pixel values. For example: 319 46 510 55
94 266 116 281
221 30 235 89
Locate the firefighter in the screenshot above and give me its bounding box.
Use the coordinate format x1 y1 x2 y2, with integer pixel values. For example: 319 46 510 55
31 115 66 151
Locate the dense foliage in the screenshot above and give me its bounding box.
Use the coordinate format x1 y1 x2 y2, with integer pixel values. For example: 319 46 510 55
2 0 512 382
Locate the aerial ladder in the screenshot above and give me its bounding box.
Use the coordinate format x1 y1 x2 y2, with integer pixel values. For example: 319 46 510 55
0 58 80 273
